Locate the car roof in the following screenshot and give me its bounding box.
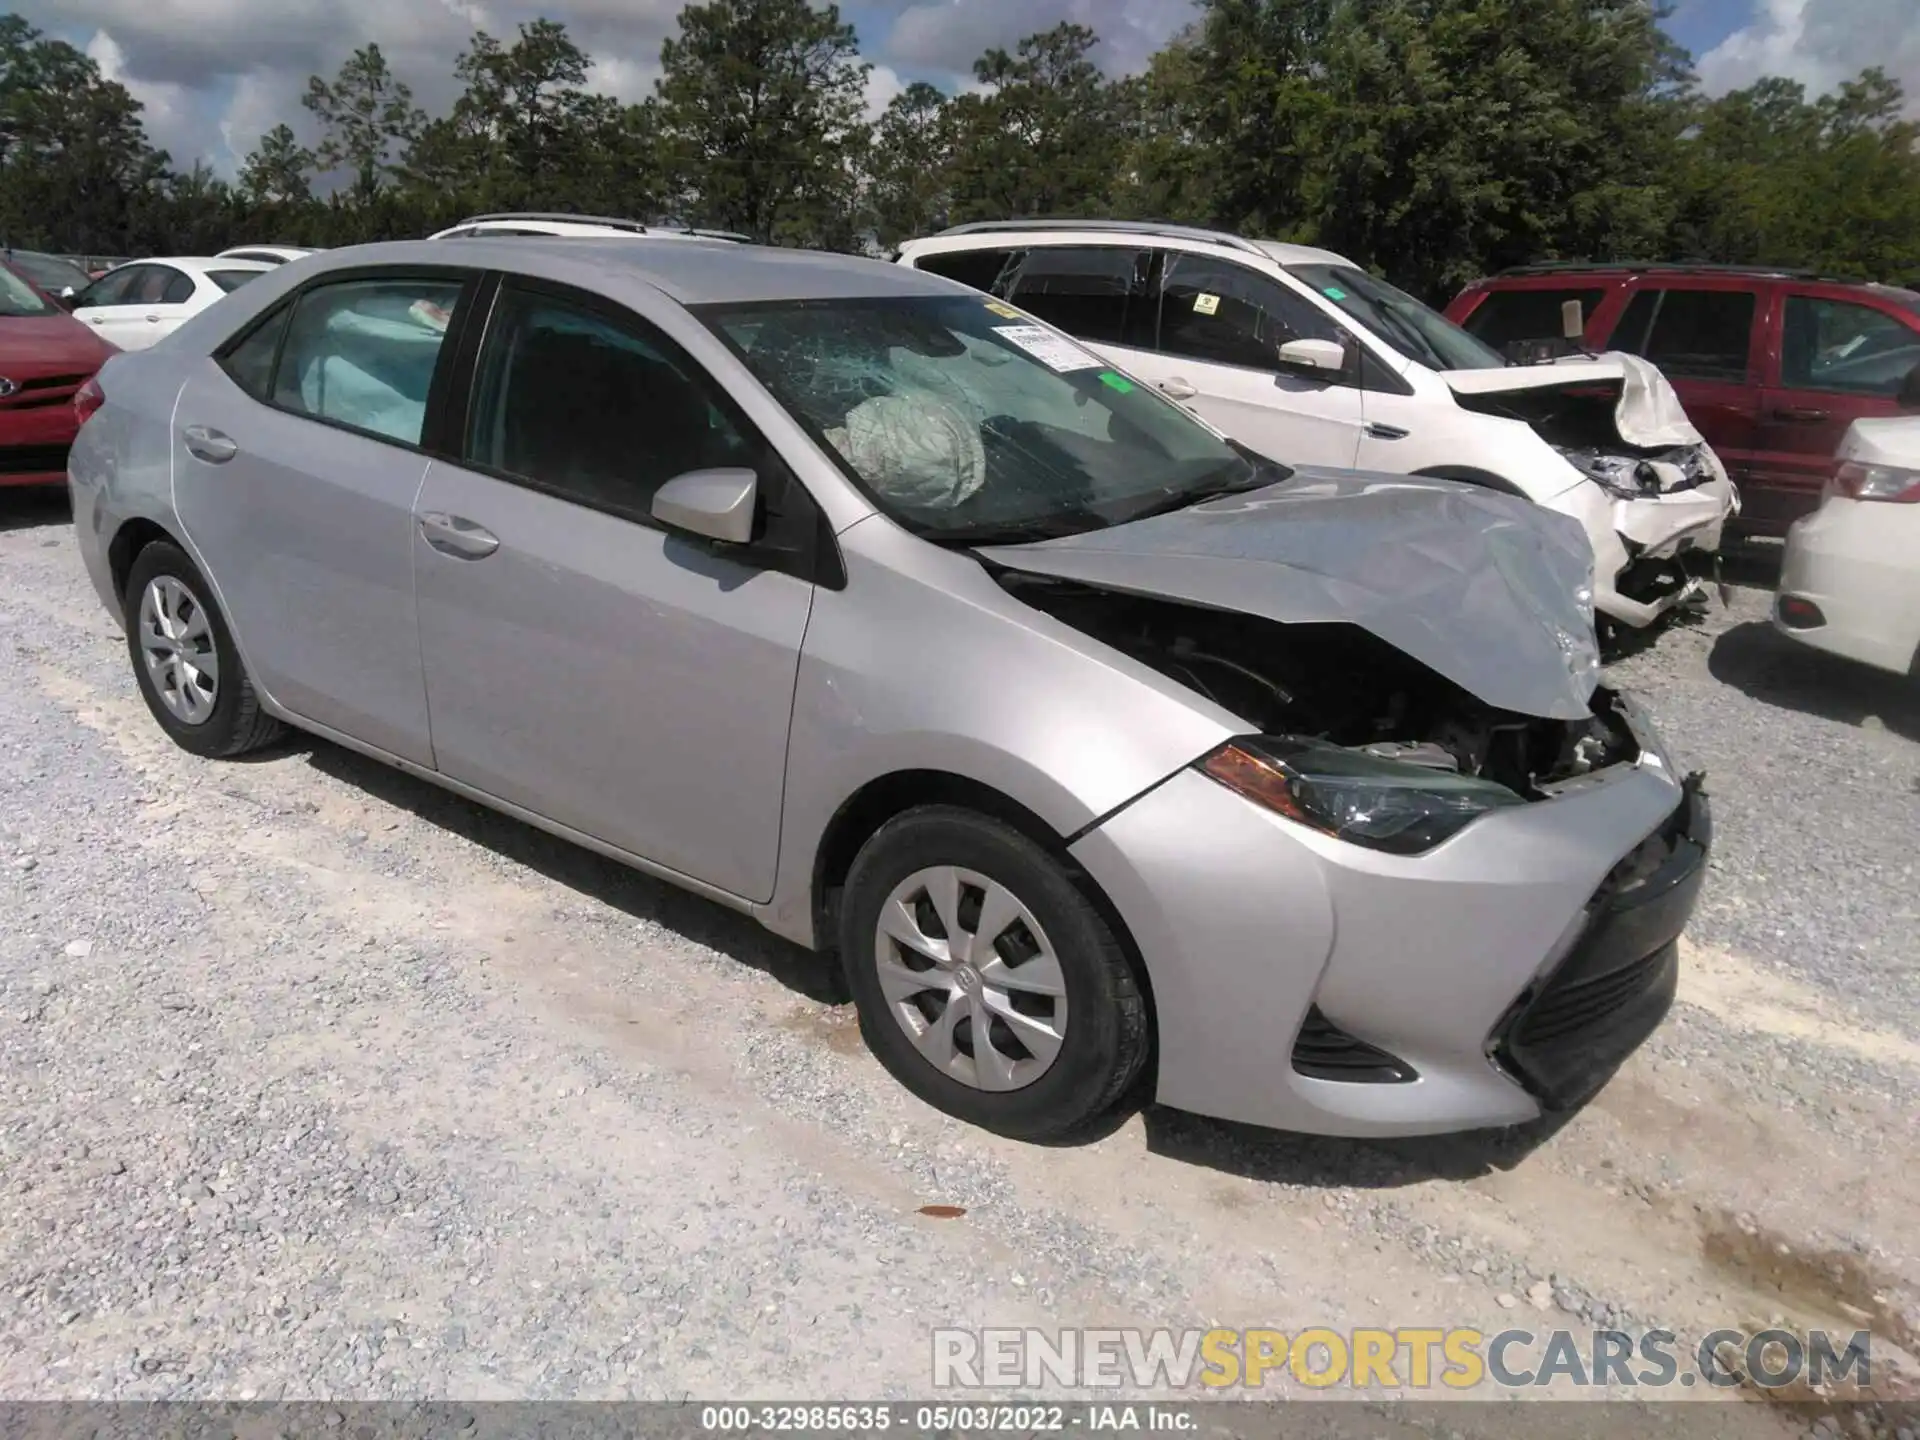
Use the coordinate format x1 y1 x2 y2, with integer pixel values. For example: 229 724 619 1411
903 224 1357 271
1248 240 1357 268
298 237 965 306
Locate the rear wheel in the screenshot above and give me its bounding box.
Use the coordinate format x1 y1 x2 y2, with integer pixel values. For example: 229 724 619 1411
839 806 1147 1142
124 540 282 759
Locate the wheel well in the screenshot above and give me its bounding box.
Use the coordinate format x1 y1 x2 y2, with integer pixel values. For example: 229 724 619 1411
107 518 176 614
1414 465 1527 498
811 769 1160 1084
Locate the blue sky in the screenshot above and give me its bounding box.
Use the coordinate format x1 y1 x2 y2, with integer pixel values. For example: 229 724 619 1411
19 0 1918 177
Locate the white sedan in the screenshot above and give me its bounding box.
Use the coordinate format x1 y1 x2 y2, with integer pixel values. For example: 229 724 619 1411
71 257 273 352
1775 413 1920 675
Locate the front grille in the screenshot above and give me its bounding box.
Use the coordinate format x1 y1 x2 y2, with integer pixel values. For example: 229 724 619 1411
1510 942 1674 1048
1292 1005 1416 1084
0 374 85 409
0 443 70 475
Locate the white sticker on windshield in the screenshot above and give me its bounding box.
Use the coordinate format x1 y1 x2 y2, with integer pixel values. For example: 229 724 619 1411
1192 292 1221 316
991 324 1104 373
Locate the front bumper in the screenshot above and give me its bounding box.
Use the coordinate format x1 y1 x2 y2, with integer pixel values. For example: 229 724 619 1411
1069 698 1707 1137
0 405 81 489
1550 473 1739 628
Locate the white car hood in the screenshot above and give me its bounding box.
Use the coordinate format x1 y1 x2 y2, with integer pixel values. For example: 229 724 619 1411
1838 414 1920 468
1443 352 1705 450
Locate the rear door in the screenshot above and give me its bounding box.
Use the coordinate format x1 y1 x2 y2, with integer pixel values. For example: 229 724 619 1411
1753 288 1920 532
71 264 154 350
1137 250 1365 468
1605 278 1764 487
172 268 475 765
411 276 820 901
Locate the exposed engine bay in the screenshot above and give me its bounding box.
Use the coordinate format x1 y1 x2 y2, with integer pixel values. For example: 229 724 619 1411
1451 383 1720 499
998 573 1637 798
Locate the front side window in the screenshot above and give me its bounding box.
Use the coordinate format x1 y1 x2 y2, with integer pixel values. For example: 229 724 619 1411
1159 253 1342 371
1005 247 1149 347
1289 263 1505 372
1781 295 1920 396
703 293 1273 544
0 265 55 318
1461 288 1606 351
465 286 757 518
1610 287 1755 382
272 277 463 446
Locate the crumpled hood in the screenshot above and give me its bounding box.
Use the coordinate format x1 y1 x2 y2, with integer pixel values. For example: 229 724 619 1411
979 471 1602 721
1444 351 1705 450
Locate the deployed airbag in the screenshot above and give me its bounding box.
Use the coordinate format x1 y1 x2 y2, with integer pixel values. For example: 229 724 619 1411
979 470 1602 720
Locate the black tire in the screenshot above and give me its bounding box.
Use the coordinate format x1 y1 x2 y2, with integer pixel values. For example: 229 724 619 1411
123 540 283 759
839 805 1148 1142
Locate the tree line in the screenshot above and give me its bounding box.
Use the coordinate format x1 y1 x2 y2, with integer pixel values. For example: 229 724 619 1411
4 0 1919 303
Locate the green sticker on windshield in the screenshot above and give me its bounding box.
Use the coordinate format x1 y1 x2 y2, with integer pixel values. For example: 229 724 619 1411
1099 371 1136 394
1323 286 1348 301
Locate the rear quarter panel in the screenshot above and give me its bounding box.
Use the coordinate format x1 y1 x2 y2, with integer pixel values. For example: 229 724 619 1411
69 349 189 622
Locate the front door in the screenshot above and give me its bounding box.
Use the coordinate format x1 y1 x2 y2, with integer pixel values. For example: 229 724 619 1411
1132 251 1365 469
171 270 474 766
412 278 815 902
78 264 197 352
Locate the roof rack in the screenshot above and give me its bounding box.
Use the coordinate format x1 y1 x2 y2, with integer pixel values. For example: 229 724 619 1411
458 212 654 234
1494 260 1830 280
931 218 1271 259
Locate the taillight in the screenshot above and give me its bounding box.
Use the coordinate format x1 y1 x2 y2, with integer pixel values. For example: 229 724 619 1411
1832 459 1920 503
73 376 105 427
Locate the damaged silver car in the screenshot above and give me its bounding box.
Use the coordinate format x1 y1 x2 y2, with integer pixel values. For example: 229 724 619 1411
70 239 1711 1141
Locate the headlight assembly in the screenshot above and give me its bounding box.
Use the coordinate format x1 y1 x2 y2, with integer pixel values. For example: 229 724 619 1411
1199 737 1527 855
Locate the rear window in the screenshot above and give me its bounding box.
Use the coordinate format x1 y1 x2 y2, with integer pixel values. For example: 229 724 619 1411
1462 288 1606 352
1005 247 1149 348
208 270 264 293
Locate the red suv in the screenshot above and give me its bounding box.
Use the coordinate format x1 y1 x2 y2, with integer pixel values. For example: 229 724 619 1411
1445 264 1920 536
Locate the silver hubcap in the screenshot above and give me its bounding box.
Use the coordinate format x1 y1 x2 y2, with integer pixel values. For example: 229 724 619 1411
137 575 219 726
873 865 1068 1092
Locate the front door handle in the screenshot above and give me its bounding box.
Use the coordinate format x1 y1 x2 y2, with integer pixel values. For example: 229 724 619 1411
145 315 161 323
419 511 500 560
1365 422 1409 440
1158 377 1198 400
182 424 237 464
1772 406 1829 423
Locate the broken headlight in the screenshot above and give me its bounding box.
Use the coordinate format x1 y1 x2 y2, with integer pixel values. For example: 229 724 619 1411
1199 737 1527 855
1558 446 1714 499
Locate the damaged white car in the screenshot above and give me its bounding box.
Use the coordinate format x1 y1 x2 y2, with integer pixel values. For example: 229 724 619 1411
898 222 1740 631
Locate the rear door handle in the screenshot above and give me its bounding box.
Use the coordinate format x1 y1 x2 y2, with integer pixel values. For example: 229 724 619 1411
145 315 161 323
419 511 500 560
1365 422 1409 440
182 425 237 464
1771 406 1829 423
1158 378 1197 400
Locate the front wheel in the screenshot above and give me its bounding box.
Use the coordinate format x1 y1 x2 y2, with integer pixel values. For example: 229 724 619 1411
124 540 283 759
839 806 1148 1142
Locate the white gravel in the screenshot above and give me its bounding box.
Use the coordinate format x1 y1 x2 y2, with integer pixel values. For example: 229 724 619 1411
1 503 1914 1419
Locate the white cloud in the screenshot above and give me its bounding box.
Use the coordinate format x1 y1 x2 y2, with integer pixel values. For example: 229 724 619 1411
864 63 906 120
585 52 658 104
1696 0 1920 110
85 28 202 165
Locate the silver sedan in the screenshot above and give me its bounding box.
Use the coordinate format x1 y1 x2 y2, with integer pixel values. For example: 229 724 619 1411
68 238 1711 1141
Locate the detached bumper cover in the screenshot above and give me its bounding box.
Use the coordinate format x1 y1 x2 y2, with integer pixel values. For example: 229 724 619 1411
1493 773 1710 1110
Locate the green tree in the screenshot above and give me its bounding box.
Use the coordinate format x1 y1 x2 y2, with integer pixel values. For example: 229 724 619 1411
238 122 315 205
863 81 952 245
655 0 870 243
302 43 424 203
945 23 1130 223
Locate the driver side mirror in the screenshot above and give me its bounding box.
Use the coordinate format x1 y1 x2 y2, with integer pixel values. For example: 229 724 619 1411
55 286 79 311
1275 337 1347 379
652 467 758 544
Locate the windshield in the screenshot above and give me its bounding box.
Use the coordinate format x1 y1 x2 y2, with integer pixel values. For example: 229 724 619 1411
0 265 55 318
1290 264 1507 372
702 295 1278 543
7 252 91 297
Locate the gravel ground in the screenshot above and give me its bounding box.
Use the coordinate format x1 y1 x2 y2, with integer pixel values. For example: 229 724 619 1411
1 500 1915 1426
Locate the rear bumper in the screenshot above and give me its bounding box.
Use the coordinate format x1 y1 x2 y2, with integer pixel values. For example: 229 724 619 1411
1773 500 1920 675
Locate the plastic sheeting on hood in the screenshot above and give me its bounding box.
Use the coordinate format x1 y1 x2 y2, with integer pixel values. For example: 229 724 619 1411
979 470 1602 721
